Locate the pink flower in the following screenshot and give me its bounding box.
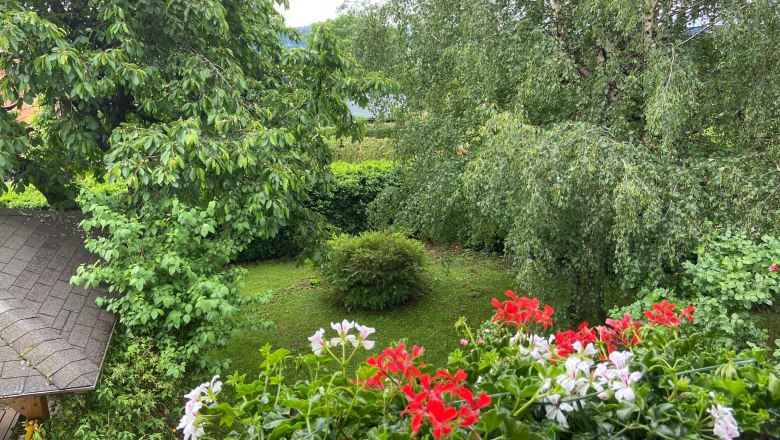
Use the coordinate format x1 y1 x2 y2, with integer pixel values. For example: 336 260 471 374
769 264 779 272
459 339 468 346
477 338 485 344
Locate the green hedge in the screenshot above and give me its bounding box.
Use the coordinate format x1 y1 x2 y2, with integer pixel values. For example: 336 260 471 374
364 122 395 139
0 177 126 211
0 185 50 209
327 136 395 163
235 160 399 263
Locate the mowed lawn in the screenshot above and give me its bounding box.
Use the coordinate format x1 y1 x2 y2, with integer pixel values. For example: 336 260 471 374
215 248 567 376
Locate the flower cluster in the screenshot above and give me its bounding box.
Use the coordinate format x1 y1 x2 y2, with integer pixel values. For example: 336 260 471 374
644 300 694 327
178 375 222 440
545 347 643 428
491 290 554 330
708 404 740 440
308 319 376 355
512 333 555 364
364 343 491 438
365 343 426 388
401 369 492 439
769 264 778 272
555 322 597 357
597 313 642 354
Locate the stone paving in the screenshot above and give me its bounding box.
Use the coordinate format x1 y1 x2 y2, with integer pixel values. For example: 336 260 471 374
0 209 115 399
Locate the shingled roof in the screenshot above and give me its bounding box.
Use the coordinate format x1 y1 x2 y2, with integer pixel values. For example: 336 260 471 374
0 209 115 400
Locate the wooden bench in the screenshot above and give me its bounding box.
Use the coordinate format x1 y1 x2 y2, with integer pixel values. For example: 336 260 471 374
0 406 20 440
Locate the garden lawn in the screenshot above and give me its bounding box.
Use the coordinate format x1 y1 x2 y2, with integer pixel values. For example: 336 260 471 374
216 248 568 376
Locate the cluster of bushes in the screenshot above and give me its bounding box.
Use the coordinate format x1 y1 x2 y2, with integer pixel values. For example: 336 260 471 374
236 160 398 262
181 294 780 439
321 231 427 311
0 177 126 211
618 231 780 352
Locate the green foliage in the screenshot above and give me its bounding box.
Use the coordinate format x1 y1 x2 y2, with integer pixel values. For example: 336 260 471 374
617 287 769 351
320 160 398 235
74 199 251 371
0 176 125 210
321 231 427 311
44 335 180 440
234 227 301 263
327 136 395 162
617 231 780 349
0 185 48 209
2 0 391 371
364 122 396 139
350 0 780 320
684 231 780 310
237 160 398 262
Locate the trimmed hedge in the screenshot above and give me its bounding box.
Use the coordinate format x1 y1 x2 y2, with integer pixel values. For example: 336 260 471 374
327 136 395 163
320 231 427 311
0 185 49 210
235 160 399 263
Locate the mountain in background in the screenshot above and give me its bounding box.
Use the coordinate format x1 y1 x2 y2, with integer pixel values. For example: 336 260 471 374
280 25 312 49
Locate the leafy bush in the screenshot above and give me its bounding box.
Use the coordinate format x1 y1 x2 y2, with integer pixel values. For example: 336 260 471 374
237 161 398 262
321 231 427 311
0 185 49 209
0 176 126 211
44 335 180 440
684 231 780 310
327 136 395 162
182 293 780 439
616 232 780 349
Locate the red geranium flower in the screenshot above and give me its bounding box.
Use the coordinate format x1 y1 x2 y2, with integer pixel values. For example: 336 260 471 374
491 291 554 330
365 344 425 388
399 368 491 439
644 300 694 327
555 322 597 357
597 313 642 354
679 305 695 323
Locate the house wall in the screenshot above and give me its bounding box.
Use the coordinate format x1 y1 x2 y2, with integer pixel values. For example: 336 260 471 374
0 70 37 123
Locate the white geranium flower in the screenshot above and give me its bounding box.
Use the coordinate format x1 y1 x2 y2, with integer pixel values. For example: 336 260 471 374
330 334 358 348
708 404 740 440
308 328 327 355
608 351 633 369
355 323 376 350
178 395 204 440
331 319 356 338
610 368 642 401
544 394 574 428
516 334 553 364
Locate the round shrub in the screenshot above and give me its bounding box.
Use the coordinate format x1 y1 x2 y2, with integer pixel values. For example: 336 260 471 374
322 231 427 311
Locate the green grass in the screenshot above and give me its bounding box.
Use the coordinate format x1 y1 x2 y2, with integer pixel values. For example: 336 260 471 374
215 248 567 377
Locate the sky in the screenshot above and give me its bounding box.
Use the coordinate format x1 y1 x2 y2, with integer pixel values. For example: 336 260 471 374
277 0 344 27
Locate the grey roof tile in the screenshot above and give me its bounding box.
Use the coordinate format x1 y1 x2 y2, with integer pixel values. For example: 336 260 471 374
3 235 27 250
0 377 25 396
0 209 115 399
61 293 85 312
2 259 27 277
13 270 40 290
23 375 57 394
38 297 65 318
